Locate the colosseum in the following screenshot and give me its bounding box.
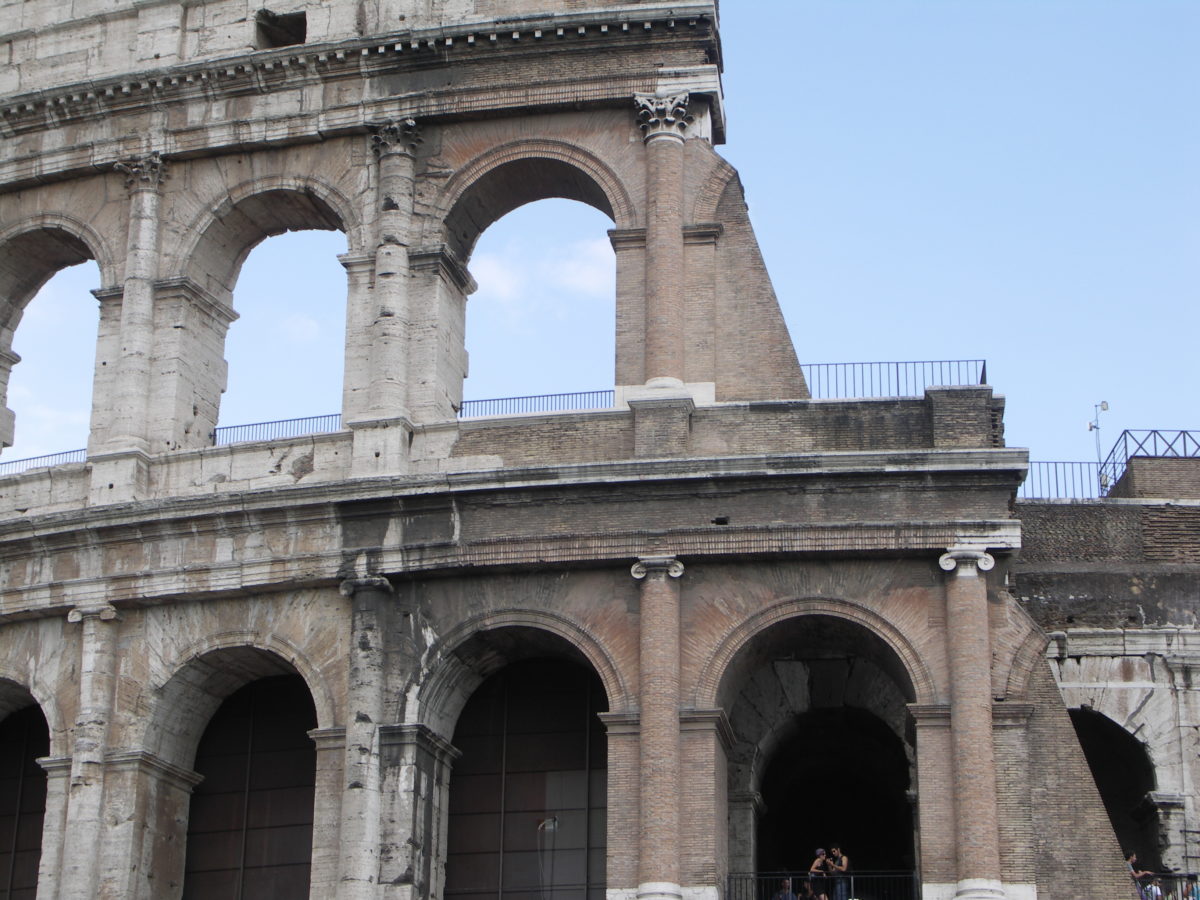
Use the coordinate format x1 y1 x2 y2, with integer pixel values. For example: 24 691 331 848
0 1 1197 899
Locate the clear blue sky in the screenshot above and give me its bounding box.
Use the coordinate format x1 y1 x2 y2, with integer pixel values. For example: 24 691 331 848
6 0 1197 464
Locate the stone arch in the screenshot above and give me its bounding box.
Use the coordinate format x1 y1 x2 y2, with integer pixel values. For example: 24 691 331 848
0 215 114 449
139 633 336 770
691 155 737 225
694 596 937 711
436 138 638 261
412 608 629 739
177 176 360 303
0 665 65 753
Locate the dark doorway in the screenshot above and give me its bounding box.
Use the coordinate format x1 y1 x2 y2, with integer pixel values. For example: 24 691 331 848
0 706 49 900
183 674 317 899
758 708 912 874
446 659 607 900
1070 707 1160 869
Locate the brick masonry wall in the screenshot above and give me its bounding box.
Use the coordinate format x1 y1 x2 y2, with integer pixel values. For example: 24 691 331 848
1109 457 1200 500
1023 661 1130 899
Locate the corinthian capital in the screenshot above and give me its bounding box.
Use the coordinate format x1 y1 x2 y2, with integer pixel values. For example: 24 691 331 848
370 118 422 158
634 92 692 142
114 152 167 190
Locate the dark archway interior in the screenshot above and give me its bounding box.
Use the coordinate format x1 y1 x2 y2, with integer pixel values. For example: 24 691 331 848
1070 707 1161 869
445 158 615 261
758 707 913 875
183 674 317 900
0 705 50 900
446 658 608 900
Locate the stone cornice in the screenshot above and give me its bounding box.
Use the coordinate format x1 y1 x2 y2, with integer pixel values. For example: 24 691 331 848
0 8 720 189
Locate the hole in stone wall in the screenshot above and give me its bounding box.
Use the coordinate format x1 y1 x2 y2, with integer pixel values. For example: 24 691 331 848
256 9 307 49
463 199 615 402
3 260 100 460
219 230 347 431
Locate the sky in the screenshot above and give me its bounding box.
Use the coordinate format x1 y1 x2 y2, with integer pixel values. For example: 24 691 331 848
5 0 1197 464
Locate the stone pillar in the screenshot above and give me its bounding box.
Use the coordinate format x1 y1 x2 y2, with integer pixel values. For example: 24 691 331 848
58 603 120 900
309 727 348 899
635 93 690 388
938 548 1006 900
36 756 71 900
109 152 166 452
378 724 461 900
337 576 392 900
631 555 684 900
0 347 20 449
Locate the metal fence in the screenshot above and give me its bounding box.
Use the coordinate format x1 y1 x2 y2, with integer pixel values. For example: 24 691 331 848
1101 429 1200 491
0 448 87 478
211 413 343 446
459 390 615 418
1134 873 1200 899
1019 461 1107 500
801 359 986 399
729 871 918 900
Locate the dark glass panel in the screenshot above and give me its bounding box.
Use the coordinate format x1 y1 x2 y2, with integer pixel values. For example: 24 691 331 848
0 705 49 900
446 659 607 899
182 675 316 900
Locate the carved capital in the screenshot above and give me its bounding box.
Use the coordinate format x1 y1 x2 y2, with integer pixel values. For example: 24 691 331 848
370 118 422 158
634 92 692 142
631 556 684 580
67 603 119 623
114 152 167 190
339 575 394 598
938 547 995 576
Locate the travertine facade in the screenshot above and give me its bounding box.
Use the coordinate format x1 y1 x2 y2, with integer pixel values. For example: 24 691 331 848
0 2 1186 900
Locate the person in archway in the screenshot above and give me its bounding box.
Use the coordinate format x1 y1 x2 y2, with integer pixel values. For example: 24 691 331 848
828 844 850 900
1127 852 1152 898
771 876 798 900
808 848 831 900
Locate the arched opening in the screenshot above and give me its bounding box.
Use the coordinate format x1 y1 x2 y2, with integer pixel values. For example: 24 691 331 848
219 229 348 431
0 701 50 899
1070 707 1161 870
181 188 349 446
443 629 610 900
718 613 917 882
0 227 102 461
444 156 621 413
464 199 615 402
182 674 317 899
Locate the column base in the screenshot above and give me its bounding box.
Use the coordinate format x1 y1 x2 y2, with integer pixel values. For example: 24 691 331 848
955 878 1007 899
637 882 683 900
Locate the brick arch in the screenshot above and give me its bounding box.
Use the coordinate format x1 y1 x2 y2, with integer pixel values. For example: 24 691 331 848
176 176 360 304
1003 625 1051 701
137 633 336 770
412 608 630 739
693 597 938 711
690 155 737 225
434 138 638 261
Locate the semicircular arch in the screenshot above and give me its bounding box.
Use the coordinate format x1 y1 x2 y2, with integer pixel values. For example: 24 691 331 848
137 631 336 769
0 214 116 320
435 139 638 261
175 176 360 303
412 608 629 738
695 596 938 710
0 667 66 753
691 156 738 225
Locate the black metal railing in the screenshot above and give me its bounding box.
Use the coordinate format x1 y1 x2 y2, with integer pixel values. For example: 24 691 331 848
211 413 343 446
1101 429 1200 491
1133 872 1200 899
730 871 919 900
1019 461 1107 500
459 390 615 418
0 448 88 477
801 359 987 399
